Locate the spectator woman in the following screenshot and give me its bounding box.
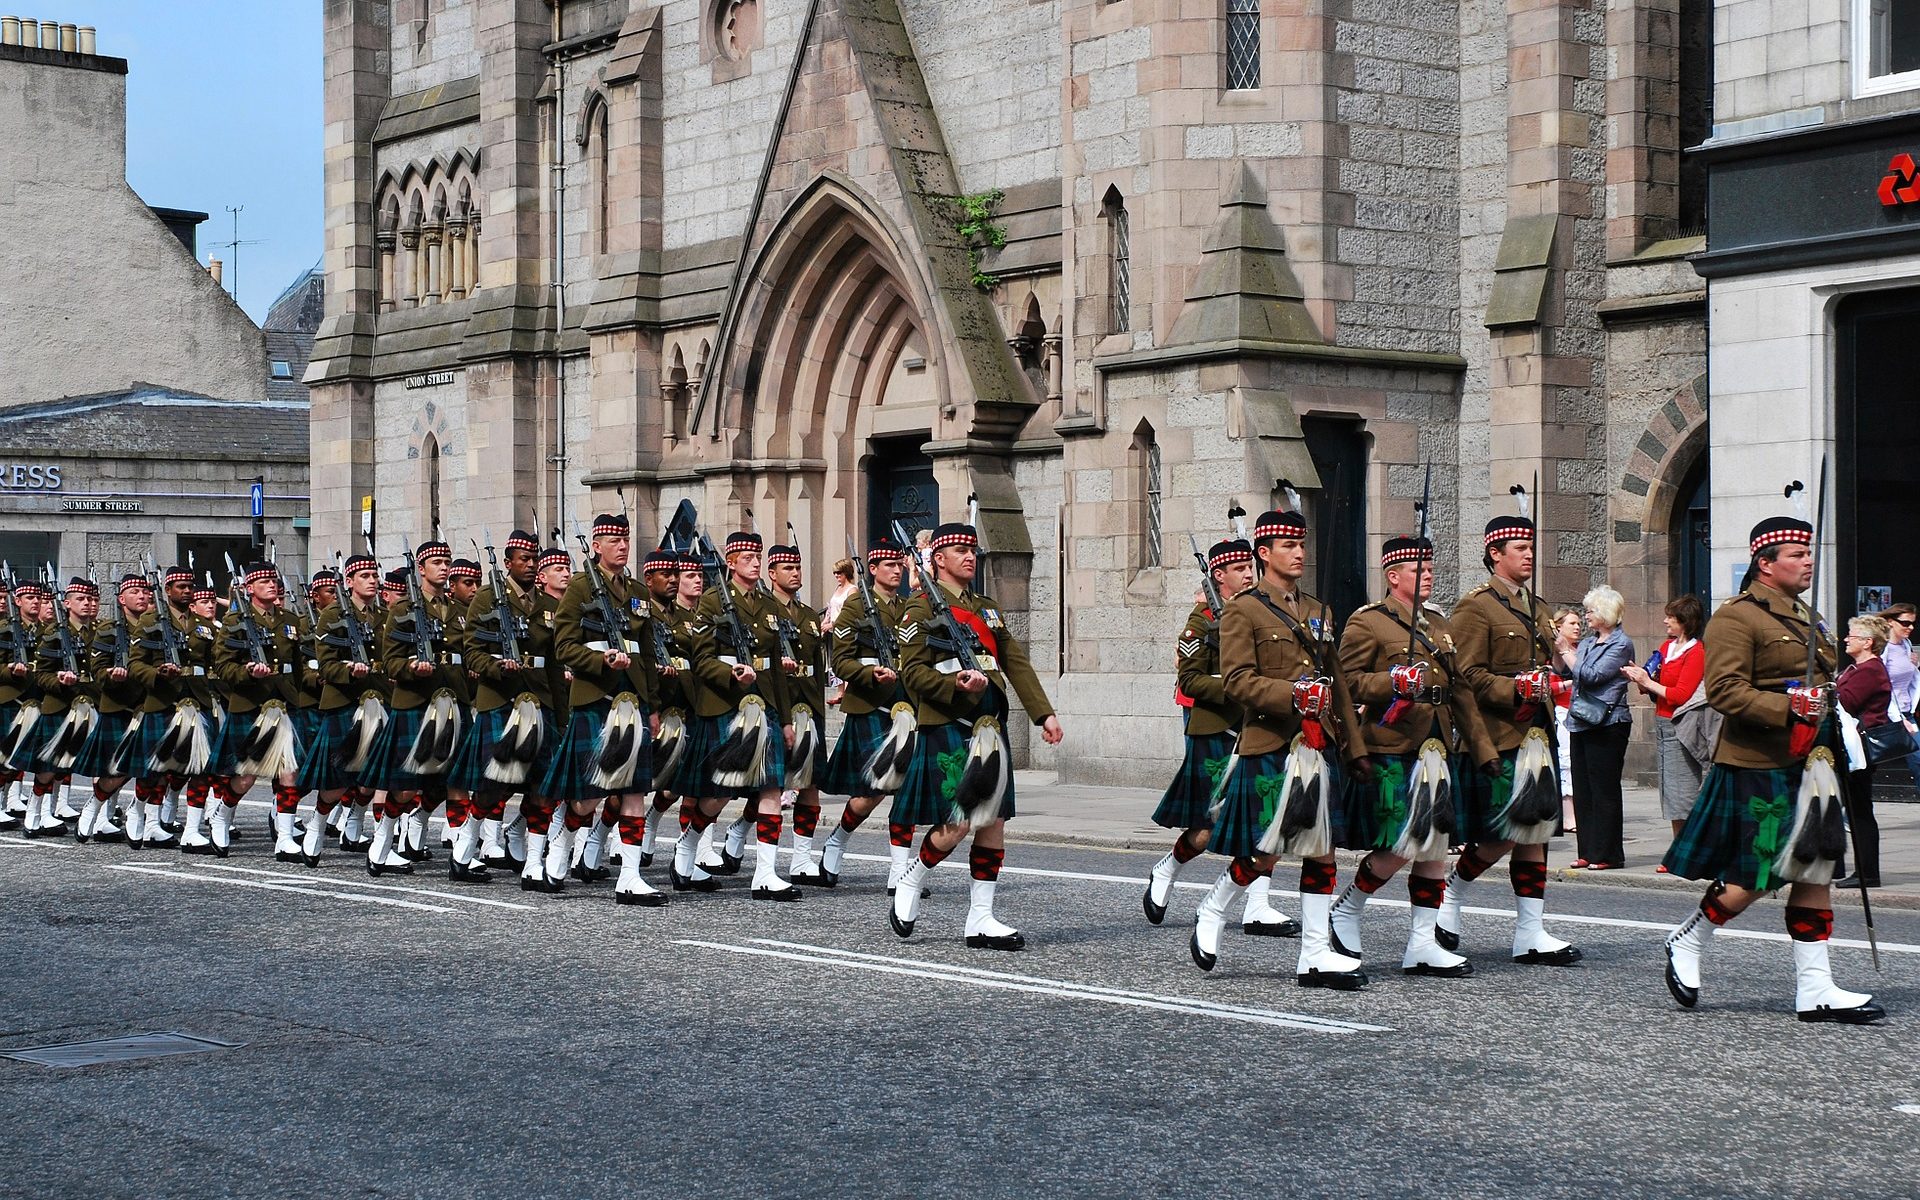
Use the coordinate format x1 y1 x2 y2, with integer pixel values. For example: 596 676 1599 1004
1550 606 1583 835
1879 603 1919 782
1623 594 1707 871
1835 614 1893 888
1563 586 1633 869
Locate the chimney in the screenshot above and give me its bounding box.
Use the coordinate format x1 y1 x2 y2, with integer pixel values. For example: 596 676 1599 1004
77 25 92 54
209 257 224 285
0 17 18 45
58 22 74 52
38 18 55 48
18 18 37 46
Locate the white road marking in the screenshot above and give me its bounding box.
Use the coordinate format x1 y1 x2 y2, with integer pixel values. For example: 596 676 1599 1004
171 861 537 911
1896 1104 1920 1116
835 852 1920 956
105 863 454 913
0 835 69 849
676 937 1389 1034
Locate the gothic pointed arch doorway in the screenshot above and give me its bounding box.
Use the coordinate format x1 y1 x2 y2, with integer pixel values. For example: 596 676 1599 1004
704 176 946 565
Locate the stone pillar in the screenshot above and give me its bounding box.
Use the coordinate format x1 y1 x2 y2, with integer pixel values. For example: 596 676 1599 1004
466 209 482 295
422 225 442 305
474 0 551 289
400 227 420 306
464 357 548 535
661 379 682 447
376 230 396 312
445 216 467 299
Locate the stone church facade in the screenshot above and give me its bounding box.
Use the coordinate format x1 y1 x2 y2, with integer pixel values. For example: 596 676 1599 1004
309 0 1710 783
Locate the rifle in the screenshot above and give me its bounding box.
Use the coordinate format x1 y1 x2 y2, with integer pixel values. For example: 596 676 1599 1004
142 554 185 670
104 584 133 672
474 530 526 666
1405 463 1433 667
47 567 82 677
699 531 761 681
571 519 630 657
328 551 374 666
847 535 897 670
0 559 25 664
891 518 982 673
222 553 272 667
1188 533 1225 619
401 553 442 666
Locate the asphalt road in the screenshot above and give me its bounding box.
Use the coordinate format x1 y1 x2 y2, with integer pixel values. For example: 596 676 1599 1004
4 804 1918 1200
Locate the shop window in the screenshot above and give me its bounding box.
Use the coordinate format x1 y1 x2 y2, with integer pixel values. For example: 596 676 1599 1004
1226 0 1260 90
1856 0 1920 97
1103 188 1130 334
0 531 58 579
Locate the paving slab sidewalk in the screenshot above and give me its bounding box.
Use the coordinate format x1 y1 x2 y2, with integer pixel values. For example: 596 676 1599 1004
1006 771 1920 911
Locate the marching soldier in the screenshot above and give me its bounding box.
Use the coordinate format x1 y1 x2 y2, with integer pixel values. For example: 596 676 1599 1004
1143 538 1284 930
125 565 209 847
269 571 326 861
634 548 693 867
817 536 919 892
0 581 34 829
70 575 156 843
670 529 798 899
1661 514 1882 1024
1188 508 1368 986
514 546 577 886
448 531 555 884
1328 537 1498 978
209 563 303 858
437 558 484 860
1440 514 1582 965
888 521 1063 949
538 514 663 903
763 541 831 883
302 554 389 863
177 579 229 851
28 578 106 839
359 542 471 875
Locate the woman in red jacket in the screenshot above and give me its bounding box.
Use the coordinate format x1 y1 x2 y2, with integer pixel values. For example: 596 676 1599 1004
1624 595 1706 870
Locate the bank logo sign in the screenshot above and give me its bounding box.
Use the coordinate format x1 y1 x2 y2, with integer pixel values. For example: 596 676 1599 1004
0 463 62 490
1878 153 1920 207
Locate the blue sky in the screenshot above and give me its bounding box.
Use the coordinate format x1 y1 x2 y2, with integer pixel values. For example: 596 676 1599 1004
57 2 321 322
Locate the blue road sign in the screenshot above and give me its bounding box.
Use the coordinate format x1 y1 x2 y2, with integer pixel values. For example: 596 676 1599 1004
248 482 265 518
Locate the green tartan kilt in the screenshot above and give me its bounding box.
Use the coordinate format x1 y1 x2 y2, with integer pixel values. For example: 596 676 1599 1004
819 710 890 797
355 703 442 793
1208 747 1348 860
1459 751 1518 844
294 706 356 794
891 720 1017 827
1662 763 1802 892
1152 730 1236 830
1339 750 1476 851
213 708 291 777
680 708 788 799
536 698 653 802
129 706 189 779
71 708 140 778
448 702 555 795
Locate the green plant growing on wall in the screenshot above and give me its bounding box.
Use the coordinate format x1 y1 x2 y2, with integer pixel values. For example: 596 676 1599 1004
953 189 1007 292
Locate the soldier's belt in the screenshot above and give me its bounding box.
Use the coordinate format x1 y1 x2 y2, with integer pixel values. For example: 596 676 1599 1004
1401 685 1451 706
790 665 816 678
669 656 690 671
718 654 771 671
307 659 320 671
936 654 998 674
857 656 882 667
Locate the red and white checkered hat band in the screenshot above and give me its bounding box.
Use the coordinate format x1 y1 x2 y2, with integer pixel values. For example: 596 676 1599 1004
1483 523 1533 549
118 578 150 594
1208 547 1253 569
244 567 277 587
1751 526 1812 554
1254 519 1307 540
539 550 571 571
67 581 99 598
1381 547 1433 567
867 548 905 564
163 569 193 586
593 520 627 538
766 549 801 566
449 564 481 581
930 531 976 551
506 534 538 553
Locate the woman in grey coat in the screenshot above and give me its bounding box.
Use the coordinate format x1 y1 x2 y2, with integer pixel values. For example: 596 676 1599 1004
1562 586 1634 868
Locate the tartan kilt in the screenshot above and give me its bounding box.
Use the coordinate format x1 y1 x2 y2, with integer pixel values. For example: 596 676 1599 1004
214 709 273 776
356 703 442 793
450 702 555 795
536 698 654 802
890 720 1018 827
1662 763 1801 892
128 707 183 778
1458 751 1516 844
1208 746 1349 860
71 708 140 779
294 706 355 794
1152 730 1236 830
819 710 889 797
680 708 789 799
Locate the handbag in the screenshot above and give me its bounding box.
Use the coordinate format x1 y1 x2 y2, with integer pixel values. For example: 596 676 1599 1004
1861 719 1917 766
1568 690 1618 726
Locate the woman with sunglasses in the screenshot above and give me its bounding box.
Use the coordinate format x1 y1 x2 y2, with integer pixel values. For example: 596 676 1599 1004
1878 603 1919 787
1835 615 1893 888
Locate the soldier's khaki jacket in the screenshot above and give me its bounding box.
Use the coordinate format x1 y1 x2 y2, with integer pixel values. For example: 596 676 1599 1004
1705 581 1837 770
1175 602 1239 738
314 597 390 712
553 565 658 711
466 578 556 713
379 591 473 710
688 580 788 721
831 588 909 716
1450 575 1558 753
214 602 302 715
767 589 827 719
1218 578 1360 760
1340 595 1496 765
896 579 1054 729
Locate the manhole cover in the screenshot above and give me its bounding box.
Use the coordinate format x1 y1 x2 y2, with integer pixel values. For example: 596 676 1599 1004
2 1032 240 1069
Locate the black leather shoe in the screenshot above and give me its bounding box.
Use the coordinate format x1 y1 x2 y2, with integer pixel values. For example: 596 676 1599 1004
1798 999 1886 1024
789 866 827 887
448 860 493 884
1143 884 1168 926
1435 926 1461 951
1514 945 1584 966
1242 917 1301 939
638 851 655 868
1404 959 1474 979
1189 931 1216 973
715 849 743 875
1297 967 1369 991
367 858 414 877
752 885 803 901
1663 944 1698 1009
966 930 1026 951
615 889 668 908
890 908 915 938
670 869 721 893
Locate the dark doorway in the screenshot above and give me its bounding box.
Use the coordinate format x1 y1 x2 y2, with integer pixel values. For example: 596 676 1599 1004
0 531 59 583
1674 454 1711 612
175 534 257 593
867 436 939 549
1836 289 1920 616
1301 416 1368 623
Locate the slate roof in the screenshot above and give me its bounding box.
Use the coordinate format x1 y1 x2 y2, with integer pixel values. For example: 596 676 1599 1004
262 262 323 403
0 386 309 461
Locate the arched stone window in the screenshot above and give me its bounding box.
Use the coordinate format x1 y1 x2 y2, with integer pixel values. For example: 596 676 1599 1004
1133 421 1162 569
421 433 442 539
1102 188 1130 334
582 93 610 255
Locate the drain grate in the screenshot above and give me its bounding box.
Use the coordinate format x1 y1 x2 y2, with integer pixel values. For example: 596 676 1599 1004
2 1032 241 1069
